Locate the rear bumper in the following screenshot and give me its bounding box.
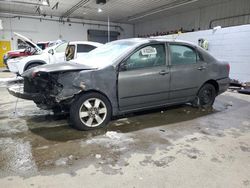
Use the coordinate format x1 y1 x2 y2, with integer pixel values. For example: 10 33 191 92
7 83 41 100
217 77 230 94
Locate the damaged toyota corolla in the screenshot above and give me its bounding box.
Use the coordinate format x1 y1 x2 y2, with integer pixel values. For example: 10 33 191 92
8 38 230 130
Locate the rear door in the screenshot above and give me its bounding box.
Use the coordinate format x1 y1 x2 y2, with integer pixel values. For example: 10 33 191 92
168 43 208 102
118 43 170 111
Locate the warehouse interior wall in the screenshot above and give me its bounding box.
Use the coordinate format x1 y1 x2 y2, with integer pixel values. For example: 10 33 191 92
163 24 250 82
0 17 134 49
135 0 250 36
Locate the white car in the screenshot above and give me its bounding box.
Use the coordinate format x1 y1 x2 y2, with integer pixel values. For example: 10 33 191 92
7 33 102 75
65 41 103 61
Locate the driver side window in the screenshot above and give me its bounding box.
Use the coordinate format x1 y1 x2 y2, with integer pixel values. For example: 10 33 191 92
124 44 166 71
55 43 67 53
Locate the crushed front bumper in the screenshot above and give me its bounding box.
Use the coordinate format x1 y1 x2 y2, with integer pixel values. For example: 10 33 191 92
7 83 41 100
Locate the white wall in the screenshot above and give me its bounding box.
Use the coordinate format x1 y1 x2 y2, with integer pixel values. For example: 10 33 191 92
163 24 250 82
135 0 250 36
0 17 134 49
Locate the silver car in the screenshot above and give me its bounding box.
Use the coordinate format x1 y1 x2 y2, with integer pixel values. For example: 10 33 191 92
8 38 230 131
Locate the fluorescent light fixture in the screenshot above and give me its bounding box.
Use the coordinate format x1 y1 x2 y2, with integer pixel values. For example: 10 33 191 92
0 0 50 6
128 0 199 21
98 8 103 13
213 26 222 31
0 19 3 30
41 0 49 6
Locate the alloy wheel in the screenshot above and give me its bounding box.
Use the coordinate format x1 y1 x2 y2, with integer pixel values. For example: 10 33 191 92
79 98 107 127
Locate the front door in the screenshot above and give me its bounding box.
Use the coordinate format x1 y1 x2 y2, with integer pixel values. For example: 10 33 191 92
49 43 67 64
168 43 208 103
118 43 170 111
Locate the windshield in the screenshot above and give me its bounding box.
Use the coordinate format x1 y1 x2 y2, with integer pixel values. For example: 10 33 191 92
79 40 139 68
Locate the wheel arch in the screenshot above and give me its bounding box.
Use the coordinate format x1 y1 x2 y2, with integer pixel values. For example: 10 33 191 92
200 79 219 95
24 60 46 71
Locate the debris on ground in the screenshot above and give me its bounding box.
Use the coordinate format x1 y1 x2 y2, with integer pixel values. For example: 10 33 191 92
238 88 250 95
95 154 102 159
229 79 250 95
105 131 122 140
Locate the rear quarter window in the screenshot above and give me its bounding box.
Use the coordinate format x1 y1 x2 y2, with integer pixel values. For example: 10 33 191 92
77 44 96 53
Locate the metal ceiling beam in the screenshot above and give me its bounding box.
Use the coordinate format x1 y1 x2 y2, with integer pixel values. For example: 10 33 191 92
0 0 49 7
128 0 199 22
0 11 124 31
60 0 90 19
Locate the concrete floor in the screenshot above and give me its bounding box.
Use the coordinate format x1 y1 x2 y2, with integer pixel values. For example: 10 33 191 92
0 70 250 188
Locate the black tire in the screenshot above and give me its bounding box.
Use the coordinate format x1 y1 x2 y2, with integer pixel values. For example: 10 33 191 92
25 63 41 71
70 92 112 131
195 83 216 108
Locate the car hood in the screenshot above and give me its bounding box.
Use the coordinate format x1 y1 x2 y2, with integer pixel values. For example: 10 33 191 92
22 62 95 77
8 49 25 54
14 32 42 52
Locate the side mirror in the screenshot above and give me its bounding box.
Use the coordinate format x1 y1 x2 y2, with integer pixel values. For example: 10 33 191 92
119 62 128 72
48 49 54 55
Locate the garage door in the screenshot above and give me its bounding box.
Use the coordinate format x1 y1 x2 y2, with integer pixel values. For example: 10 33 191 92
88 30 120 44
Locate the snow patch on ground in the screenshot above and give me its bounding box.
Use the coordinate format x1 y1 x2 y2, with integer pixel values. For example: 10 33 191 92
84 131 134 148
0 77 22 83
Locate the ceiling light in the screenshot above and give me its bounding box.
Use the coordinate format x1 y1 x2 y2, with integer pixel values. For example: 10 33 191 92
41 0 49 6
98 8 103 13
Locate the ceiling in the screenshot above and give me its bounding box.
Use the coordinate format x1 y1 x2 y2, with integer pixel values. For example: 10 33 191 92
0 0 231 23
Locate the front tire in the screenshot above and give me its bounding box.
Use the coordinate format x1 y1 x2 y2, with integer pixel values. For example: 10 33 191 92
194 83 216 108
70 92 111 131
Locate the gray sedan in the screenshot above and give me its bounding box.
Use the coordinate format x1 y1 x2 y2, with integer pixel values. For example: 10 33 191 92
8 38 230 130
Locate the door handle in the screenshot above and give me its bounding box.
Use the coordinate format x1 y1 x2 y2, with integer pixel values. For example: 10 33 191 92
197 66 207 71
159 70 169 75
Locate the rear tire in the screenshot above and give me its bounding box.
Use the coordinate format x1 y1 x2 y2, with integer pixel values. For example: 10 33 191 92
194 83 216 108
70 92 112 131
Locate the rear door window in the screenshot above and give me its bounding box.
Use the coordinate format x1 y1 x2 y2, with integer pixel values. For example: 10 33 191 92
169 44 197 65
55 43 67 53
77 44 96 53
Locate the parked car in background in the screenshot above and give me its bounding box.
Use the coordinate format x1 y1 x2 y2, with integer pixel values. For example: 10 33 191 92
65 41 103 61
3 33 64 68
3 49 32 67
8 38 230 131
7 34 102 74
7 41 67 74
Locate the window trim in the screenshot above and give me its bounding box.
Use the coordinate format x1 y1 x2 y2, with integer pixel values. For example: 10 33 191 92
167 42 200 66
119 42 168 72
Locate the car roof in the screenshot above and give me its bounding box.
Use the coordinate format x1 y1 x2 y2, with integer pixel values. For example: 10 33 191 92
68 41 103 47
116 37 197 46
